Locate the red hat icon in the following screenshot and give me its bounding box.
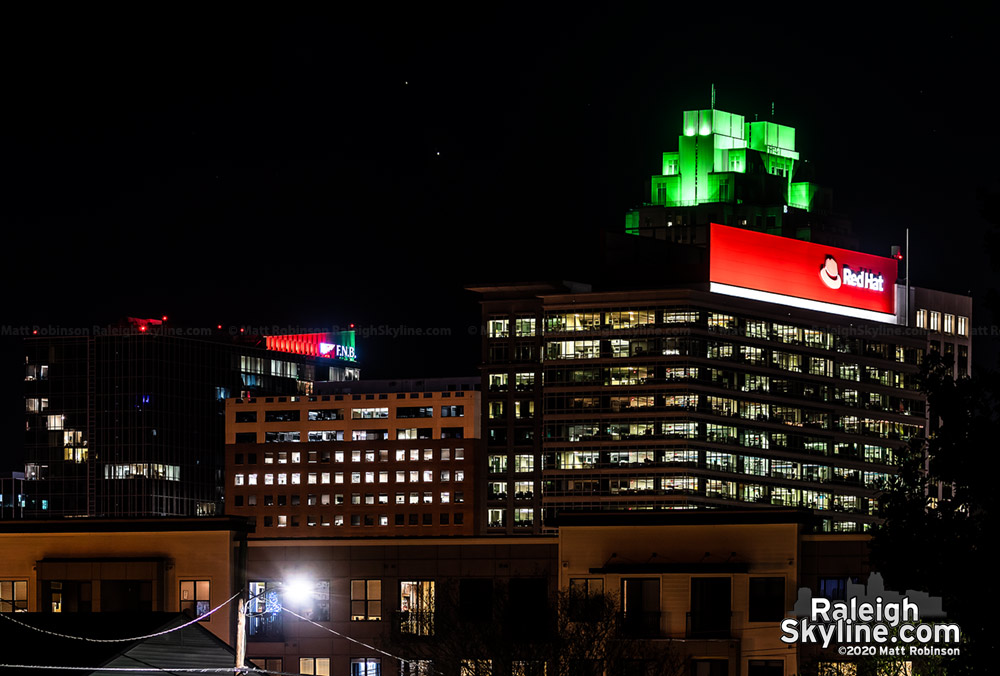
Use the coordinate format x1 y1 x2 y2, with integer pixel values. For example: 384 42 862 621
820 255 842 290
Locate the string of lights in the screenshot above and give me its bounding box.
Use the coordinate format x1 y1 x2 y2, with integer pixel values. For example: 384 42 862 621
0 592 239 643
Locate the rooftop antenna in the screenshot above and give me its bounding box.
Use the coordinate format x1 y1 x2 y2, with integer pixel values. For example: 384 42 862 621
711 83 716 109
771 101 775 118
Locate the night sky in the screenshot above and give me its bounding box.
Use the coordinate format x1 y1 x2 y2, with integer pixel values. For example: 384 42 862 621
3 6 998 468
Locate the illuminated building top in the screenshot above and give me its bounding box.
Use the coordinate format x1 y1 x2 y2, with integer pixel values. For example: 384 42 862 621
646 106 823 209
265 331 357 362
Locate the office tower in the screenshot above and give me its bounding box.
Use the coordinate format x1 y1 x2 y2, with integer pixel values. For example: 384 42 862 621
21 322 358 518
225 377 480 536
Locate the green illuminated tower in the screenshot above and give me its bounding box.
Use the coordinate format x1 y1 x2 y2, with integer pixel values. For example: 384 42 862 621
626 106 854 248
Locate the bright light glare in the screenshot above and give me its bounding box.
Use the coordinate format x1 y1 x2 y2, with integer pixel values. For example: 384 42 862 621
283 577 314 606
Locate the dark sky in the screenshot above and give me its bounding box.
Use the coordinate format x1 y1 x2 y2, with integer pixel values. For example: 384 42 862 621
2 6 998 466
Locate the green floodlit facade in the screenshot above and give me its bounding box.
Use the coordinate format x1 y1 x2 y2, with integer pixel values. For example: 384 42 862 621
626 107 847 247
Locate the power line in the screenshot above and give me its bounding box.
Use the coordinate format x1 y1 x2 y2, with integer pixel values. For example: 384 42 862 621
0 665 328 676
281 607 415 665
0 666 239 673
0 592 240 643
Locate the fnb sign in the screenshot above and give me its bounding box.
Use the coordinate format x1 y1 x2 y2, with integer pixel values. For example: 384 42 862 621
266 332 358 361
709 223 897 319
319 342 357 360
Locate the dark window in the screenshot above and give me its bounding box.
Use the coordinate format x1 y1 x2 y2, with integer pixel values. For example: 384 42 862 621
747 660 783 676
459 579 493 622
441 427 464 439
509 578 548 637
101 581 151 612
441 405 464 417
569 578 605 621
235 432 257 443
748 577 785 622
257 659 282 674
689 578 730 638
691 660 728 676
489 344 509 362
235 411 257 423
397 407 434 418
264 410 300 422
621 578 659 637
514 344 536 361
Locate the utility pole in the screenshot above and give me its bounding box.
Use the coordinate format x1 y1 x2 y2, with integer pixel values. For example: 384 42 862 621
236 597 246 672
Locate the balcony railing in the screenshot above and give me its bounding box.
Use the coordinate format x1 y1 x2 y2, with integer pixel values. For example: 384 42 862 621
686 611 732 639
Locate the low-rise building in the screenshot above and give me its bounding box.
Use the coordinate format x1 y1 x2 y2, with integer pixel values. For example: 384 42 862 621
558 510 871 676
0 517 248 644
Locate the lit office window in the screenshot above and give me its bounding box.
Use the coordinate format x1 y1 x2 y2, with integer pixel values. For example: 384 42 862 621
0 581 27 612
351 658 381 676
180 580 210 620
300 658 331 676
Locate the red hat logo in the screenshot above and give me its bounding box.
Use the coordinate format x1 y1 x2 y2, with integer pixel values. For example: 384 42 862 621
820 255 842 289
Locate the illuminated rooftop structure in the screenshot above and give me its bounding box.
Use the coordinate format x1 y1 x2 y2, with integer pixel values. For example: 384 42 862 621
626 106 854 248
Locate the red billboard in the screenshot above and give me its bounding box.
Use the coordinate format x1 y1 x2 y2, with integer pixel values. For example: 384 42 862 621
710 223 897 316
